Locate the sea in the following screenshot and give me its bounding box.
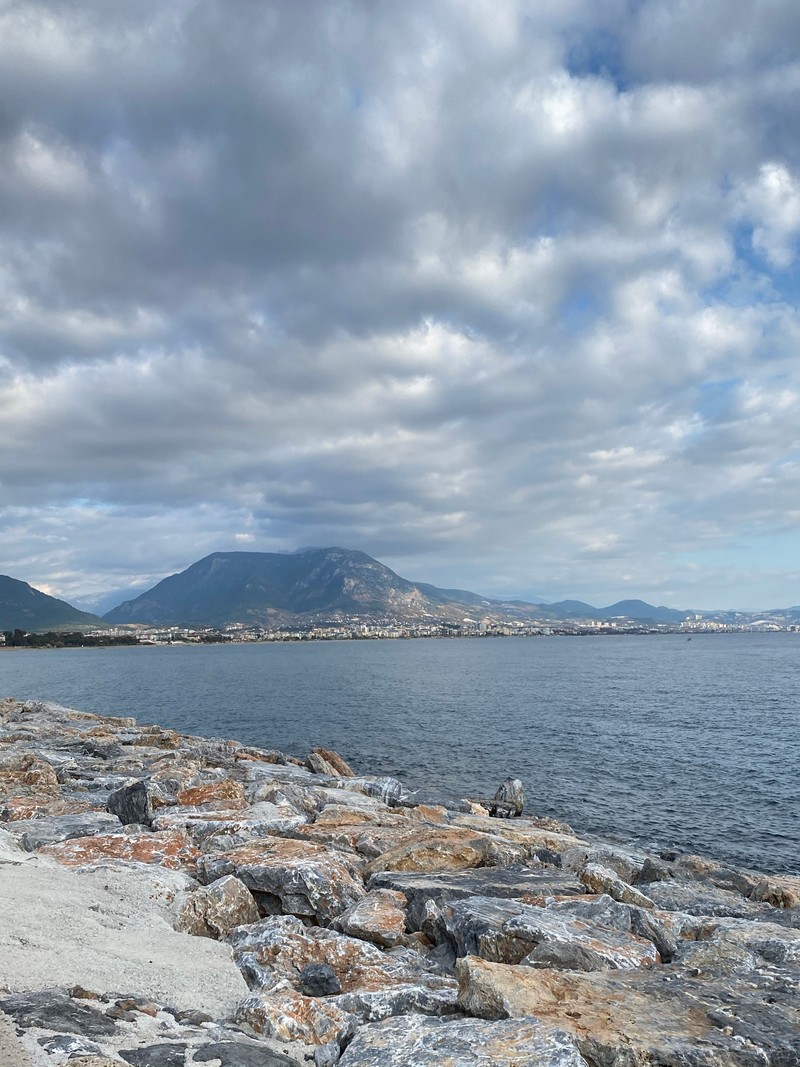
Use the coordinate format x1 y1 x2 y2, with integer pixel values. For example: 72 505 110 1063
1 632 797 874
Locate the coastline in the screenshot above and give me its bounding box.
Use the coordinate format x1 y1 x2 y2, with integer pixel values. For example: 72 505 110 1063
0 696 798 1066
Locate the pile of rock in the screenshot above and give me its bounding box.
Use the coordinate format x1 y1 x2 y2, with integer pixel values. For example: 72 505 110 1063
0 697 798 1066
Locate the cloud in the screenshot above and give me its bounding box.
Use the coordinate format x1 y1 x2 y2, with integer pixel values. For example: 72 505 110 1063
1 0 800 609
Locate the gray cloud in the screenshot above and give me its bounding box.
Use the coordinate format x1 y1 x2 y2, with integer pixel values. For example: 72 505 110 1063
1 0 800 609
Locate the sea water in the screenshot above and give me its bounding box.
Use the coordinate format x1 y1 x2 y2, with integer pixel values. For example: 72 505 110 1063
1 632 797 873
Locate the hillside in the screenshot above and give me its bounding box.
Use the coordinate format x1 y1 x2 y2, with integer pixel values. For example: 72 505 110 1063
102 548 699 629
103 548 490 627
0 575 104 632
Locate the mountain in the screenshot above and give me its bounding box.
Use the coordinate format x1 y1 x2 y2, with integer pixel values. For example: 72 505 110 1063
103 548 702 629
0 575 104 632
104 548 499 627
599 599 688 623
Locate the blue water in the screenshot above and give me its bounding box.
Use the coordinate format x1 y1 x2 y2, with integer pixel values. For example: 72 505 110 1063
1 633 797 874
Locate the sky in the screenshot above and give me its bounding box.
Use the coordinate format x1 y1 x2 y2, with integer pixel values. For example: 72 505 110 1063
2 0 800 611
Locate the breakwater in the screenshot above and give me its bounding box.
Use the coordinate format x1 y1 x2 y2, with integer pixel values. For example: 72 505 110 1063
0 697 798 1066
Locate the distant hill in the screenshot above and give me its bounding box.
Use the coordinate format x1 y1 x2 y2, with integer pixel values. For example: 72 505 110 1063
599 599 688 623
102 548 700 629
0 575 104 632
103 548 497 627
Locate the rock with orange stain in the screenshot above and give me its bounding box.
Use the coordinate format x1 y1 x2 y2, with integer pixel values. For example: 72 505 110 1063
334 889 410 948
361 827 528 879
306 747 355 777
0 795 95 821
40 829 199 872
198 837 365 923
176 778 246 810
236 985 358 1047
177 874 260 938
230 915 457 1031
456 957 800 1065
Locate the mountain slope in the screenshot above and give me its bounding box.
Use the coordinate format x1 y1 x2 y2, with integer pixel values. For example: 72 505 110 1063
104 548 461 626
0 575 104 632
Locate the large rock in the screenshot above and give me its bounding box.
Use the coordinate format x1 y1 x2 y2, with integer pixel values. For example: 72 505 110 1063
306 748 355 778
5 812 122 851
337 1013 588 1066
107 779 171 827
457 957 800 1065
229 915 455 1006
579 862 656 908
177 874 260 939
198 838 365 923
429 895 658 970
361 828 528 879
39 829 199 873
333 889 409 948
369 865 586 931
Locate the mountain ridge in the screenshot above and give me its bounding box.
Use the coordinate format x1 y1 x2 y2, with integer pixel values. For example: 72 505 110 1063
0 575 104 632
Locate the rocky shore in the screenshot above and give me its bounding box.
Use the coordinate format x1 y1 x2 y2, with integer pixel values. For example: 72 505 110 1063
0 697 798 1067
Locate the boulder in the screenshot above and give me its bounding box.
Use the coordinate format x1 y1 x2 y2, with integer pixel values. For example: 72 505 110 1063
107 779 171 827
5 812 123 851
337 1013 587 1066
579 862 655 908
432 895 658 970
491 777 524 817
177 874 260 939
39 829 199 873
361 828 528 880
175 778 246 810
306 748 355 778
334 889 409 948
457 957 800 1064
198 838 365 923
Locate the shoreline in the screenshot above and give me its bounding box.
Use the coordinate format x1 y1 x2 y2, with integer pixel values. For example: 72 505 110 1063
1 696 798 1065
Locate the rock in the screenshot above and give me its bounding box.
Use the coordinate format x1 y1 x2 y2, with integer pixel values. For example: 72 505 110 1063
579 862 655 908
491 777 524 817
561 845 645 884
338 776 407 806
361 828 528 880
236 988 357 1047
228 915 453 998
369 865 586 932
194 1041 302 1065
175 778 246 809
107 779 170 827
337 1013 588 1066
176 874 260 939
299 964 342 997
457 957 800 1064
644 880 788 920
432 895 658 970
120 1044 188 1067
751 874 800 910
4 812 122 851
306 748 355 778
193 1041 302 1065
334 889 409 948
0 989 118 1038
39 828 199 873
198 838 364 923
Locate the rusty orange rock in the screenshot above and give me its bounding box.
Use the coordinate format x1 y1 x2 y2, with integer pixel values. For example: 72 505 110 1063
40 829 199 872
176 779 246 810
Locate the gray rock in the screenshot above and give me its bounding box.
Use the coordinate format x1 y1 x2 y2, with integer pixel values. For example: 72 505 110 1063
314 1041 341 1067
0 989 118 1038
194 1041 301 1066
107 779 169 827
8 812 123 851
369 865 585 932
120 1044 188 1067
299 964 342 997
337 1013 588 1066
491 777 524 817
645 880 785 920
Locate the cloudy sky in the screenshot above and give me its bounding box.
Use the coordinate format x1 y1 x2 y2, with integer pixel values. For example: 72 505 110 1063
2 0 800 610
